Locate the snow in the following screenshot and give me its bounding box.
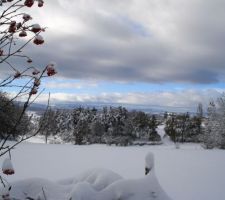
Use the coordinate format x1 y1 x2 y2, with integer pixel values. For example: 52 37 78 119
32 24 41 29
157 124 173 145
25 135 63 144
35 35 43 41
59 168 122 191
25 135 46 144
0 142 225 200
145 152 154 169
2 158 14 174
0 186 10 200
7 158 171 200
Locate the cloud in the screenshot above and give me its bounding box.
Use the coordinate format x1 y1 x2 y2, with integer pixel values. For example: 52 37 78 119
30 89 224 110
1 0 225 85
42 0 225 84
45 80 98 89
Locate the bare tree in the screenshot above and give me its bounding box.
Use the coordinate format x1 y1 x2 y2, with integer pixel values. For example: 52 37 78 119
0 0 56 189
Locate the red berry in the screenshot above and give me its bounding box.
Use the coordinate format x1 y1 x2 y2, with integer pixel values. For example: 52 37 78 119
0 49 3 56
14 71 21 78
2 158 15 176
32 69 40 75
8 21 16 33
33 35 44 45
47 68 57 76
31 24 41 33
3 169 15 175
27 58 33 63
23 14 32 22
30 87 38 95
38 0 44 7
34 78 40 86
19 31 27 37
24 0 34 7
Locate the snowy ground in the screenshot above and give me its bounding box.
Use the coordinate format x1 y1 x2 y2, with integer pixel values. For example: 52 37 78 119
1 136 225 199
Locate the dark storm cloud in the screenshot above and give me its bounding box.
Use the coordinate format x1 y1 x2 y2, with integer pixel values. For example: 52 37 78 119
1 0 225 84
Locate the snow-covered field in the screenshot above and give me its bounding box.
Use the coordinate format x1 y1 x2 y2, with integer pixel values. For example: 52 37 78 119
1 140 225 200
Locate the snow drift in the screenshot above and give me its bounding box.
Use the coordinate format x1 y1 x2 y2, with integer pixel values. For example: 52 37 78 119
2 152 171 200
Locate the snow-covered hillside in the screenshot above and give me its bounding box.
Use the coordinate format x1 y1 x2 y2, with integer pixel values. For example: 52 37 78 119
1 142 225 200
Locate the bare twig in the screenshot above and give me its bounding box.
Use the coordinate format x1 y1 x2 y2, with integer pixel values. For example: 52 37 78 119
0 0 22 19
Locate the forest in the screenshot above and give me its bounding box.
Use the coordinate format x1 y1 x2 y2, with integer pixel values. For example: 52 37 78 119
1 91 225 149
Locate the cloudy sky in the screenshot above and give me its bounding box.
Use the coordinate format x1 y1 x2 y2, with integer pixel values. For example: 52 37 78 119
2 0 225 110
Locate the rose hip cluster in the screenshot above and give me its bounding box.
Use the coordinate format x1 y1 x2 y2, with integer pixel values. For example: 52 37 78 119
13 63 57 96
0 0 57 97
24 0 44 8
0 1 46 57
6 1 45 46
2 158 14 176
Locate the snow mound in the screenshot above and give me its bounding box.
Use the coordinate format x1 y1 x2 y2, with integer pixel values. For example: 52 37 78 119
69 182 97 200
7 153 171 200
98 170 171 200
59 168 122 191
145 152 154 170
9 178 69 200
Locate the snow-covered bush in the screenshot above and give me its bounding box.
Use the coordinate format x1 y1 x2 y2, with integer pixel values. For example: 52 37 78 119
203 95 225 149
5 152 171 200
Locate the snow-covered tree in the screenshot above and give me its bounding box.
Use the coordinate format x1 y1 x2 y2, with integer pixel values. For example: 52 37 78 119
165 114 177 142
148 115 160 142
39 109 59 143
56 109 74 143
216 95 225 149
195 103 204 139
165 112 198 143
204 101 219 149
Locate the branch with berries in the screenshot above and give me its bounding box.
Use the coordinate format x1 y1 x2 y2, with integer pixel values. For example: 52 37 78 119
0 0 57 195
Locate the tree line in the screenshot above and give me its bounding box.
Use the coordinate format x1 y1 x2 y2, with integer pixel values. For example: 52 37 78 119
38 106 161 146
1 91 225 149
38 104 204 146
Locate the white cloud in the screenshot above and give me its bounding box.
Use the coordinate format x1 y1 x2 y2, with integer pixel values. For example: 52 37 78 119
19 0 225 84
32 89 225 110
1 0 225 110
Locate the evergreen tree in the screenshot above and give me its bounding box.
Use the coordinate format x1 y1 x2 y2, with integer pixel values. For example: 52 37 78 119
217 95 225 149
165 114 177 142
72 107 92 144
204 101 218 149
176 113 190 143
0 92 30 140
196 103 203 137
148 115 160 141
39 109 59 143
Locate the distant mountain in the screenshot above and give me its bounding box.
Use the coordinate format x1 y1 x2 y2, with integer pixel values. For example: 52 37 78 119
27 101 196 114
